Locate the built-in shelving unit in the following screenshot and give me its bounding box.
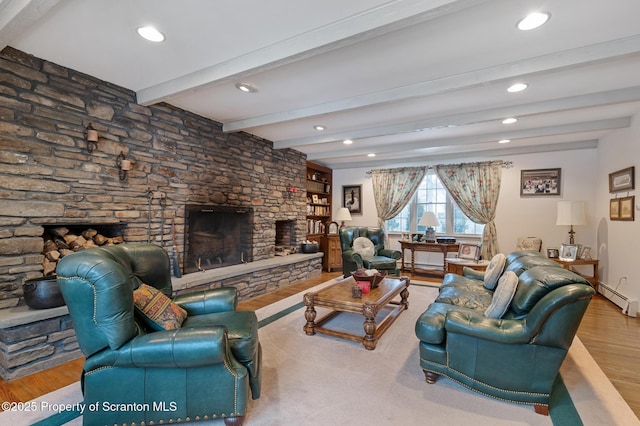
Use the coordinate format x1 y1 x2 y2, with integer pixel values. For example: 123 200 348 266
306 161 332 240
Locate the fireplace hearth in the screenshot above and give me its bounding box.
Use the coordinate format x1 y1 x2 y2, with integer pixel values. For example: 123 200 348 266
184 205 254 274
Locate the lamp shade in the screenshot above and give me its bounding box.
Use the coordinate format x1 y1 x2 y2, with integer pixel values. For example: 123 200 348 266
556 201 586 226
335 207 352 222
418 211 440 227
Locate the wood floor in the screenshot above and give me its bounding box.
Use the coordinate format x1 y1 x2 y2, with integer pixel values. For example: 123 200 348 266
1 271 638 419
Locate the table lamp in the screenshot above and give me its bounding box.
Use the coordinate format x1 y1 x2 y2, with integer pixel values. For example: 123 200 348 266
556 201 586 244
335 207 352 228
418 211 440 242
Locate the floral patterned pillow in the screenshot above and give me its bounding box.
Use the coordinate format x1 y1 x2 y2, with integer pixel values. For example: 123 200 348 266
133 284 187 331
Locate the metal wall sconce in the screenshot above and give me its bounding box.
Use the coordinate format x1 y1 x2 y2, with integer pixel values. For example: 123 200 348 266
116 151 131 181
285 184 298 199
85 123 98 153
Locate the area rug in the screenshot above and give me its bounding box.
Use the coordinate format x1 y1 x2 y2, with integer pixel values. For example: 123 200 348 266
2 278 637 426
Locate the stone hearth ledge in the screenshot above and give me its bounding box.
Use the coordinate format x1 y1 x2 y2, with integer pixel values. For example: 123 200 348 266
0 252 324 328
171 252 323 291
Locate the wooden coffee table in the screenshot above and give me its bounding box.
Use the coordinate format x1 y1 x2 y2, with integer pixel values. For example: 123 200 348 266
303 276 410 350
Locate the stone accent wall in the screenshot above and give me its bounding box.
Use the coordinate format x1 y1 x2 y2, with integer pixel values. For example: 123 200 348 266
0 313 81 380
0 46 310 310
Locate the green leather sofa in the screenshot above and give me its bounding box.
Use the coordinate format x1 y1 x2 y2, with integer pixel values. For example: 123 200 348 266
339 226 401 277
415 250 594 414
56 243 261 426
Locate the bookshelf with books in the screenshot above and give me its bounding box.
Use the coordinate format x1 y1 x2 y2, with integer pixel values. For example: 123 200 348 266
306 161 332 240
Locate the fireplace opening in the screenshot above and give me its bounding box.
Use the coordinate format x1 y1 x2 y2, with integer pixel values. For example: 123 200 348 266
41 223 126 275
184 205 254 274
275 220 297 256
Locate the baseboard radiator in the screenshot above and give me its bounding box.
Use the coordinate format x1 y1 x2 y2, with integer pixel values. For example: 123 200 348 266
598 282 639 317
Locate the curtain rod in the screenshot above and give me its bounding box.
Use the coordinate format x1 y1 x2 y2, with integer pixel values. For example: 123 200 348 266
366 160 513 175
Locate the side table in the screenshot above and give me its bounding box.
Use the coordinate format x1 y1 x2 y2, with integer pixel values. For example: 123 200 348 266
445 258 490 275
551 258 599 291
398 241 459 277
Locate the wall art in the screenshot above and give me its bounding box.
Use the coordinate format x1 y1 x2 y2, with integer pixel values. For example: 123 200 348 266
520 168 561 196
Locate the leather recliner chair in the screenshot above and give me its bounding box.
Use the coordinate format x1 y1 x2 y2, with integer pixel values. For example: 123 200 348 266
339 226 401 277
56 243 261 426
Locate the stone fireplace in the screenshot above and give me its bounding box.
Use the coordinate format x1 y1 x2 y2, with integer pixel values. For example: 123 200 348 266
183 205 254 274
0 46 323 381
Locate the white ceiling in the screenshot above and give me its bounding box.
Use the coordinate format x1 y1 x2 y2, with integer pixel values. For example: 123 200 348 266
3 0 640 169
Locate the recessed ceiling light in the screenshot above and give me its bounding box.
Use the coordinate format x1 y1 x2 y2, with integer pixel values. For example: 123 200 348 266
343 139 353 145
235 83 258 93
517 12 551 31
498 139 511 144
367 153 376 157
502 117 518 124
137 26 165 42
507 83 528 93
314 125 326 131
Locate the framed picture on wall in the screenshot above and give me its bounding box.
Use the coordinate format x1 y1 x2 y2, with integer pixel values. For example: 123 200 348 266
520 168 561 196
608 166 634 193
342 185 362 214
619 196 635 221
610 198 620 220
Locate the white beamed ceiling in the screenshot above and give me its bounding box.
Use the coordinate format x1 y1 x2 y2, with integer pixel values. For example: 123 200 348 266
3 0 640 168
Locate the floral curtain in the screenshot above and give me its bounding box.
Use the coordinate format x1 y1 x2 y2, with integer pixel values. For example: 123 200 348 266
434 161 503 259
370 166 427 235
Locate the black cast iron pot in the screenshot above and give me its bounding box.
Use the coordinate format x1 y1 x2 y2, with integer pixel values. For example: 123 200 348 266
22 276 66 309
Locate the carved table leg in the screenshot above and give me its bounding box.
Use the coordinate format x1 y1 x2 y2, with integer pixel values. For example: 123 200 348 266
400 286 409 310
303 292 317 335
362 302 379 350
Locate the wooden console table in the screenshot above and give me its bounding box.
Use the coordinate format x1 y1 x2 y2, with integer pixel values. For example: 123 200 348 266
552 258 599 291
398 241 459 277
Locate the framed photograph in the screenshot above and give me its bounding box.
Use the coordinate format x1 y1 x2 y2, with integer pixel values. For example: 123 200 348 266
458 243 480 260
547 248 559 259
520 168 561 196
581 246 592 260
342 185 362 214
609 166 634 193
610 198 620 220
326 221 339 235
619 195 635 221
411 233 423 242
311 194 319 204
559 243 578 261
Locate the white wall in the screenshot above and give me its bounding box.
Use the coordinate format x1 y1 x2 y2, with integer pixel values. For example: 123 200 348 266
595 112 640 301
332 148 600 271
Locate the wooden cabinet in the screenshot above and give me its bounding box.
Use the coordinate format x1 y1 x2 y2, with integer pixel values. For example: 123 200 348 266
306 161 332 239
320 235 342 272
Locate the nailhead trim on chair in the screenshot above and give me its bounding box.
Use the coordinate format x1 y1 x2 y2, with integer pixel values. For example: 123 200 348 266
420 357 550 405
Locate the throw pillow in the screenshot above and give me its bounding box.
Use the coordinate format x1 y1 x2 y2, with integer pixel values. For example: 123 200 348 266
483 253 506 290
133 283 187 331
516 236 542 252
352 237 375 257
484 271 518 319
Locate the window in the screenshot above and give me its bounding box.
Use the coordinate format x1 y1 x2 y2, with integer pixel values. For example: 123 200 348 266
386 169 484 236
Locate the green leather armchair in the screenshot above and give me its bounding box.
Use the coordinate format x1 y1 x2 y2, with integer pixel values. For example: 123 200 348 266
415 252 594 414
56 243 261 426
339 226 401 277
